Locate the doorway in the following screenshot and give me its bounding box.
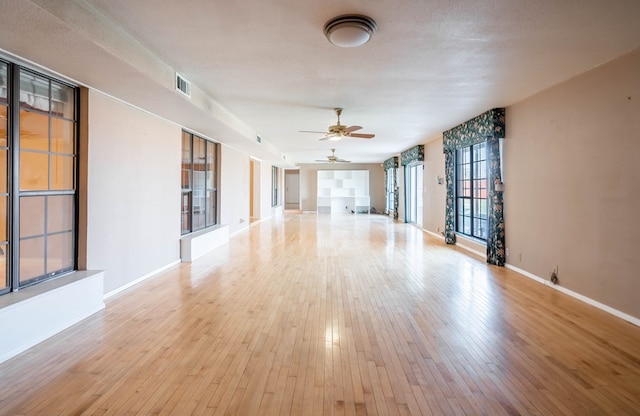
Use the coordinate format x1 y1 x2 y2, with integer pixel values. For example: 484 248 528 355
285 170 300 210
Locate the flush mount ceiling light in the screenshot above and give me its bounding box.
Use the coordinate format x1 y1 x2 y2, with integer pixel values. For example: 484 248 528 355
323 14 377 47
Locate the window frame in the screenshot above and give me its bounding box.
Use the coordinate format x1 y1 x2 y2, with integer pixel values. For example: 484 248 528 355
181 131 218 235
0 59 79 295
455 141 488 241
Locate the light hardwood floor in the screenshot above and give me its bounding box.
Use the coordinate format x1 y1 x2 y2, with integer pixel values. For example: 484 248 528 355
1 213 640 415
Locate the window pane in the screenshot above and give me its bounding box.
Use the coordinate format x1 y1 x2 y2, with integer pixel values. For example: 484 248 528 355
182 132 191 190
20 150 49 190
51 118 74 154
51 82 74 119
47 231 74 274
20 236 45 282
20 72 50 112
473 200 486 219
20 110 49 151
463 217 471 235
0 63 6 100
206 143 216 226
0 243 6 291
181 192 192 234
0 148 6 193
0 196 6 241
475 219 487 240
51 154 74 190
20 196 45 237
48 195 74 233
0 105 7 147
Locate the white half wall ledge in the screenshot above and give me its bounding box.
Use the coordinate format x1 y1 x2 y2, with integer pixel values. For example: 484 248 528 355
0 270 106 364
180 224 230 262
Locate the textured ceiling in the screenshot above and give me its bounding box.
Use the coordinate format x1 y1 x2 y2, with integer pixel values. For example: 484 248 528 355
2 0 640 166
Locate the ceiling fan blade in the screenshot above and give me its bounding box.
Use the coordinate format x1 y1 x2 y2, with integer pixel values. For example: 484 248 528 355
336 159 351 163
299 130 329 134
319 133 338 141
344 125 362 133
349 133 375 139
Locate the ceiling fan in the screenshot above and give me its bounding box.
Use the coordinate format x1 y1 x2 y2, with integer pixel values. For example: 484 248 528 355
315 148 351 163
300 108 375 141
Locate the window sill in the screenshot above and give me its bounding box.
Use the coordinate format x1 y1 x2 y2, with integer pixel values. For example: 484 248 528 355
180 224 229 262
0 270 105 364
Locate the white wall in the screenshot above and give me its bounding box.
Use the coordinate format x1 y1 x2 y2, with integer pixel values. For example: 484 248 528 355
220 146 251 235
86 91 181 294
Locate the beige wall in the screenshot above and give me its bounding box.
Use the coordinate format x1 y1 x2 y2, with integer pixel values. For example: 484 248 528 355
422 137 447 234
86 90 181 293
298 163 386 212
503 48 640 318
417 49 640 319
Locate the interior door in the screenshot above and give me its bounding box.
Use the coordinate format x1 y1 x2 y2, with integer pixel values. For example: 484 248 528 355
285 170 300 210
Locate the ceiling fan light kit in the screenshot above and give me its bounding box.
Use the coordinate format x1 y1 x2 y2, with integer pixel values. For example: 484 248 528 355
323 14 377 48
300 108 375 141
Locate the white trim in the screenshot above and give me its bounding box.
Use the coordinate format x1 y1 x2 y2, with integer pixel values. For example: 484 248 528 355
455 242 485 259
103 260 180 299
1 271 105 364
505 263 640 327
423 229 445 241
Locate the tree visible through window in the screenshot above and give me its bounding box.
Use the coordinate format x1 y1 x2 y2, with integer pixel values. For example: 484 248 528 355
456 142 488 240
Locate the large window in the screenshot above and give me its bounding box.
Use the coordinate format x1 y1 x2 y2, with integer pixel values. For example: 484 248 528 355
385 167 395 214
0 60 78 295
456 142 487 240
181 131 218 235
404 163 423 225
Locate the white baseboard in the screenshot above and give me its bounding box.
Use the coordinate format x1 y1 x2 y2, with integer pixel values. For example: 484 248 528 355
455 242 485 259
423 229 445 241
420 226 640 328
103 260 180 299
504 263 640 327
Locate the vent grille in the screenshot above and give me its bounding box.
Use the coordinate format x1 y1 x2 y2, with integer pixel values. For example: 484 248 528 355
175 73 191 98
256 135 262 144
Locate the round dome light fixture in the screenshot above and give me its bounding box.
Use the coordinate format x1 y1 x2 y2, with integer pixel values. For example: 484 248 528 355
323 14 377 48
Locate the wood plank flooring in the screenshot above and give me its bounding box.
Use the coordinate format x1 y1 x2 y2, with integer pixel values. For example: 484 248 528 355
1 212 640 415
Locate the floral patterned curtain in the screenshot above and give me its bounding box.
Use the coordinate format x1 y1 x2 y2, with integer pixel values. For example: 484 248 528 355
401 145 424 166
383 156 399 219
442 108 506 265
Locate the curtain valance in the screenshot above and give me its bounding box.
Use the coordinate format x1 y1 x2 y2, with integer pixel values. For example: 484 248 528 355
401 145 424 166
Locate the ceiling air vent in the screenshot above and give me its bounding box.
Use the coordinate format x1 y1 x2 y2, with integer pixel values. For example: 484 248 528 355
256 135 262 144
175 72 191 98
